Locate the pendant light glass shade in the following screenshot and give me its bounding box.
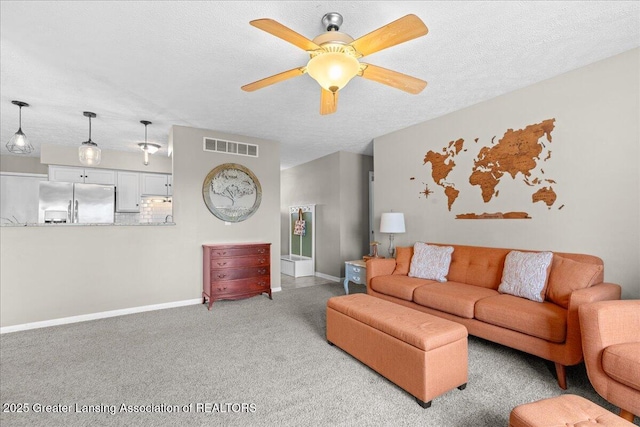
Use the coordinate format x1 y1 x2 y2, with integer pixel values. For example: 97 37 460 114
137 120 160 166
6 101 34 154
79 112 101 166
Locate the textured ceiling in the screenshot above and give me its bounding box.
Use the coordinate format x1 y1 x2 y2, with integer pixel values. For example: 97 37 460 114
1 1 638 169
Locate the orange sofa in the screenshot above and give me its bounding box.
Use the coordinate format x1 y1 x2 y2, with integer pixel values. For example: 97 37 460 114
579 300 640 422
366 243 621 389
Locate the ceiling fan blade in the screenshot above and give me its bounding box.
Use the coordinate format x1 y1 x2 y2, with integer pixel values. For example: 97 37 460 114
350 14 428 57
320 88 338 115
250 19 321 51
241 67 306 92
360 63 427 94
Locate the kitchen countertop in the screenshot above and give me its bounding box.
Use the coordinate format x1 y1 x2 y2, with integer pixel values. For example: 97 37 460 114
1 222 176 227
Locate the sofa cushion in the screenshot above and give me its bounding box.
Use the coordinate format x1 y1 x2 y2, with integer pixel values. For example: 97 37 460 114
370 275 437 301
392 246 414 275
546 255 603 308
475 295 567 343
445 245 511 289
409 243 454 282
498 250 553 302
413 282 499 319
602 342 640 391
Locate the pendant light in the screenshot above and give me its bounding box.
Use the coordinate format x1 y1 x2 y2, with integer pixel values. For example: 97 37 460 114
137 120 160 166
6 100 34 154
78 111 101 166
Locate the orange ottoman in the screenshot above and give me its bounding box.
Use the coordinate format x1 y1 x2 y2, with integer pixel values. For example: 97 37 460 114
326 293 468 408
509 394 636 427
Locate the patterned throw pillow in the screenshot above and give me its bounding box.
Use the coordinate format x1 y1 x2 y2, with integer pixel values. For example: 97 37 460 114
408 243 454 282
498 251 553 302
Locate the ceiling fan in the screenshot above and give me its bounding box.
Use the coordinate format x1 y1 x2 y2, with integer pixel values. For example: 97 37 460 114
241 13 429 115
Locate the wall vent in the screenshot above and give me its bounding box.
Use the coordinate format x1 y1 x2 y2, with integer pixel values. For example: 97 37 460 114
203 138 259 157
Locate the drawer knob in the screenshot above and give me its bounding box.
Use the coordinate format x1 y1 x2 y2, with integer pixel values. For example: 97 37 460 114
257 249 266 253
258 258 265 263
258 269 267 275
354 276 360 282
216 251 227 256
354 268 360 272
217 273 226 279
217 262 227 266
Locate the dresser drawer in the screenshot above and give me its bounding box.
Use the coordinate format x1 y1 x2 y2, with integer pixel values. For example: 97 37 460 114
209 245 270 259
202 243 272 310
210 266 269 281
346 263 366 285
211 276 270 296
210 255 270 269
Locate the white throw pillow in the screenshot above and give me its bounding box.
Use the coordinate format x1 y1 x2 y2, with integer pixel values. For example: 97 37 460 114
408 243 454 282
498 250 553 302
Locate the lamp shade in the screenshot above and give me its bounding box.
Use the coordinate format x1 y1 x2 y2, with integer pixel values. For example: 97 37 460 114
380 212 405 233
306 48 360 93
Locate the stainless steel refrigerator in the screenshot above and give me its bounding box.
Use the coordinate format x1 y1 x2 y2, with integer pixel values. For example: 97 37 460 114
38 182 115 224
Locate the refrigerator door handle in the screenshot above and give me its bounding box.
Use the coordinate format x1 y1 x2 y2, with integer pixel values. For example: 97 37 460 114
67 200 72 223
74 200 79 223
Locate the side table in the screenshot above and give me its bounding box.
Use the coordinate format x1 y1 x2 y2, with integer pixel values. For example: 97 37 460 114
344 259 367 294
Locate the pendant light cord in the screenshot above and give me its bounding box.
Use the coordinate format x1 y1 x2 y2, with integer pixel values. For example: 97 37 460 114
18 105 22 131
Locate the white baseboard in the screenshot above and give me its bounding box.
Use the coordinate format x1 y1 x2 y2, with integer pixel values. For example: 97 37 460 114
271 286 282 292
0 298 203 334
315 272 341 282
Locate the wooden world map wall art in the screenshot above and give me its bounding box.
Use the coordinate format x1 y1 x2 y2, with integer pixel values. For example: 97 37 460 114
417 118 563 219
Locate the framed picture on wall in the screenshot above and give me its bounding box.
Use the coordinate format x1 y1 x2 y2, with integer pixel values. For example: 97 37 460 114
202 163 262 222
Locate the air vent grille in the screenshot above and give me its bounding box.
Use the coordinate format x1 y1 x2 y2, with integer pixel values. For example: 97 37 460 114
203 138 259 157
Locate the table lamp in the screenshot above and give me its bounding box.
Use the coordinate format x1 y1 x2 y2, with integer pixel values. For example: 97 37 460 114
380 212 405 257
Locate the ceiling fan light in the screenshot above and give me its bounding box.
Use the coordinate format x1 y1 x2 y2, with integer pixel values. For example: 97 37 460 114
307 51 360 92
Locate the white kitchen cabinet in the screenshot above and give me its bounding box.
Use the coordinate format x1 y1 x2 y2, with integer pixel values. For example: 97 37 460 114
116 171 140 212
0 173 48 225
49 166 116 185
140 173 172 196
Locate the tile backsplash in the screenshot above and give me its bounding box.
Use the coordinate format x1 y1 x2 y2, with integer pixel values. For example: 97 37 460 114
114 197 173 224
115 212 140 224
140 197 173 223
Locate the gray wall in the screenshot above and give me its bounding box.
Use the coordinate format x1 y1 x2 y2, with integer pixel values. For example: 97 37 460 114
0 125 280 327
281 151 373 277
373 48 639 299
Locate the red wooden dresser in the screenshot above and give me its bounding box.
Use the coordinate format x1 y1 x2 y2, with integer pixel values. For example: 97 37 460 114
202 243 272 310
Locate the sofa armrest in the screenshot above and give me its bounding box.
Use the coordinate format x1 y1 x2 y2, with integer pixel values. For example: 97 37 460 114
563 283 622 364
366 258 397 288
579 299 640 400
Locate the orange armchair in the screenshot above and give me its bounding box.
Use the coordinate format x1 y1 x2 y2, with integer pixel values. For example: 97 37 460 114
579 300 640 422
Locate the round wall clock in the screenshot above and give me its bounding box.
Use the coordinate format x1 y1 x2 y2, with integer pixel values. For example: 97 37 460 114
202 163 262 222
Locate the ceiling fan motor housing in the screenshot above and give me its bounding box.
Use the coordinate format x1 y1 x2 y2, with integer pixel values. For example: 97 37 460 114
322 12 343 31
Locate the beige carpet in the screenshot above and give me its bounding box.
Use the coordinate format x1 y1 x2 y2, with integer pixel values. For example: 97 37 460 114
1 282 637 426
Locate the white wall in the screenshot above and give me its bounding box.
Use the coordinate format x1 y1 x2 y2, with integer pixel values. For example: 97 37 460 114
373 48 639 299
0 125 280 327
